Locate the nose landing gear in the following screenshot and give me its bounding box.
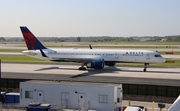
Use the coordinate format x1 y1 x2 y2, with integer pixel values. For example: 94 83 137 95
143 63 149 72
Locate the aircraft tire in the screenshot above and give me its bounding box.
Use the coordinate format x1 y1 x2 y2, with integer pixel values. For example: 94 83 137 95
79 67 86 70
143 68 146 72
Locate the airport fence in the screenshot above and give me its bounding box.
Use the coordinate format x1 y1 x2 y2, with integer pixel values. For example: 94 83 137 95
0 103 26 111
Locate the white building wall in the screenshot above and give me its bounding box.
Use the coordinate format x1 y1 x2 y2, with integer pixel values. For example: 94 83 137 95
114 85 123 109
20 81 122 111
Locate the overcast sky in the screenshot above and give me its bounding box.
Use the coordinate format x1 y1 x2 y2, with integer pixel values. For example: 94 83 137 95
1 0 180 37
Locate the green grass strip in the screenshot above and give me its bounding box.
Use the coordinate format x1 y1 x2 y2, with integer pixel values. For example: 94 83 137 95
0 55 180 67
1 48 180 55
0 49 24 52
0 56 48 63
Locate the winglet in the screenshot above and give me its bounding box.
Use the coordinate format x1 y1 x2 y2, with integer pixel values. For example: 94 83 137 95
89 44 93 49
20 26 46 50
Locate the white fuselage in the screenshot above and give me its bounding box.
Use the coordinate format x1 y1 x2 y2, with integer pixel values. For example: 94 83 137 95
22 48 166 64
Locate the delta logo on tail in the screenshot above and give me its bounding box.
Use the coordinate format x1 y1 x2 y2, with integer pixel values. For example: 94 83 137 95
20 27 46 50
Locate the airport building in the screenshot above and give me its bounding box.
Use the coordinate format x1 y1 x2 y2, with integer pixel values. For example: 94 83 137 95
0 77 179 103
20 80 122 111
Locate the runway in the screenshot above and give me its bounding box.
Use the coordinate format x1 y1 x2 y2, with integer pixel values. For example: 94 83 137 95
1 63 180 86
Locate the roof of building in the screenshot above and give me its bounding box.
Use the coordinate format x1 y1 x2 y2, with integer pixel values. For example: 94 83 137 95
22 80 121 87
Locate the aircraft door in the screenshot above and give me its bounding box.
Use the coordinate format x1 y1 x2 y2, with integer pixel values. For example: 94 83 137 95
146 54 150 60
36 91 44 102
115 53 119 60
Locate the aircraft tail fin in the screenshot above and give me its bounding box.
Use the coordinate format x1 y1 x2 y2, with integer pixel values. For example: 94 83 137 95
20 26 46 50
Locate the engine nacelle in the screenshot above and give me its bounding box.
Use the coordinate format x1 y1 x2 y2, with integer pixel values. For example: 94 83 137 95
87 60 104 69
105 61 116 66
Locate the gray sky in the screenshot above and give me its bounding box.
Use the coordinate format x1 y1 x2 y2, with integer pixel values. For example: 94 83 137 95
1 0 180 37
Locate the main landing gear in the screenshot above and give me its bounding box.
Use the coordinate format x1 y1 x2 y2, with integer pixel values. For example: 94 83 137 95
143 63 149 72
79 63 87 70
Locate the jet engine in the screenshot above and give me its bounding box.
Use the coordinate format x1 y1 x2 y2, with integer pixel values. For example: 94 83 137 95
86 60 105 69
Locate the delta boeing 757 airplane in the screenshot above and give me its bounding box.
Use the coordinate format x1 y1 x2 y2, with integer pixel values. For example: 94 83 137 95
20 26 166 72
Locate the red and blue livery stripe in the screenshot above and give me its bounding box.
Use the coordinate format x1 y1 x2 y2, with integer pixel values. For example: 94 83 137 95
20 27 46 50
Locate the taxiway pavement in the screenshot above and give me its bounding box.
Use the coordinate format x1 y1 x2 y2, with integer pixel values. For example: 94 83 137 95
1 63 180 86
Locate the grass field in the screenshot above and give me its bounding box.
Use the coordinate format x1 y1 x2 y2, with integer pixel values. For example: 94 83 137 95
1 48 180 55
2 41 180 45
1 41 180 49
1 45 179 49
0 49 24 52
41 45 179 49
0 55 180 67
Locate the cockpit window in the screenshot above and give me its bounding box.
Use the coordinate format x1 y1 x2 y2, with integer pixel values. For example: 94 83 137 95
154 55 161 57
